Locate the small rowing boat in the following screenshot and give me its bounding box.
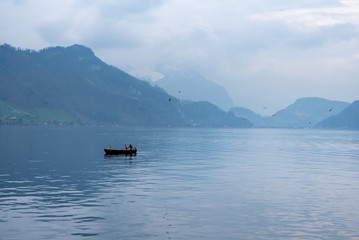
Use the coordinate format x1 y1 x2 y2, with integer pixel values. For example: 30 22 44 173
104 147 137 155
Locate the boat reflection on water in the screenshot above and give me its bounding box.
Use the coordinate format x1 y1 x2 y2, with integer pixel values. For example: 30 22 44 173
104 153 137 161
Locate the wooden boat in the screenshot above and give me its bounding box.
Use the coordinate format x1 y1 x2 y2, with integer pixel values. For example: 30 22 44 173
104 148 137 155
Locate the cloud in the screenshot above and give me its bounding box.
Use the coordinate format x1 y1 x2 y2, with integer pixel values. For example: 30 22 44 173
251 0 359 30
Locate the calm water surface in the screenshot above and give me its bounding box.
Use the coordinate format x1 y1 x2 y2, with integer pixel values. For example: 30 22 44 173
1 126 359 239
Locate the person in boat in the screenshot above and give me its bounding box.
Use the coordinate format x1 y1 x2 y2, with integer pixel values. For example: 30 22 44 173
129 144 133 150
125 144 128 150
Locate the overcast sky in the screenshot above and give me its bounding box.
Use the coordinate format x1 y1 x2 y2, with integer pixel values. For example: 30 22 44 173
1 0 359 114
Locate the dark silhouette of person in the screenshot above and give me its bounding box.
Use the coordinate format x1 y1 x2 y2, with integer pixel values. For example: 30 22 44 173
129 144 133 150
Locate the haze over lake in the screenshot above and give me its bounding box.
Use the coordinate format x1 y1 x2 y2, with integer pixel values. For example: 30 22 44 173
1 126 359 239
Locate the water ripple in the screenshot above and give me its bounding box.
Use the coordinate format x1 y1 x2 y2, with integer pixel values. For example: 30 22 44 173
1 127 359 239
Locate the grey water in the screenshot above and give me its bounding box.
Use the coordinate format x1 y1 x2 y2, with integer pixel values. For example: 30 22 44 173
1 126 359 240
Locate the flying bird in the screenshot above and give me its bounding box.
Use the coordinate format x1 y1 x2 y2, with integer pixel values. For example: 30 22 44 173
329 108 333 112
168 98 172 102
178 90 182 93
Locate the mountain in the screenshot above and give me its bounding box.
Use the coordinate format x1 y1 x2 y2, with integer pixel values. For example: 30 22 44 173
0 44 251 128
229 107 269 127
317 100 359 130
133 66 234 111
270 97 350 128
230 97 350 128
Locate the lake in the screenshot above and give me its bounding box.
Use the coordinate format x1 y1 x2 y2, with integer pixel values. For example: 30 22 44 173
1 126 359 239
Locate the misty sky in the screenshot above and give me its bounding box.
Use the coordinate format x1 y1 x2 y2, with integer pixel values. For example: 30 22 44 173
1 0 359 114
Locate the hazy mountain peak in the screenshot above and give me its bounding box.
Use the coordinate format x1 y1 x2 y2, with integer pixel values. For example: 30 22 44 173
0 43 16 51
129 67 164 82
129 66 234 110
284 97 349 115
67 44 95 59
38 44 96 62
317 100 359 129
155 67 234 111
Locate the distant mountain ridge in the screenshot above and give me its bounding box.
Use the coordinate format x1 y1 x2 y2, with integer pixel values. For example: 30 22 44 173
2 44 356 129
271 97 350 128
317 100 359 129
130 66 234 111
0 43 251 128
229 107 268 127
154 67 234 111
230 97 351 128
